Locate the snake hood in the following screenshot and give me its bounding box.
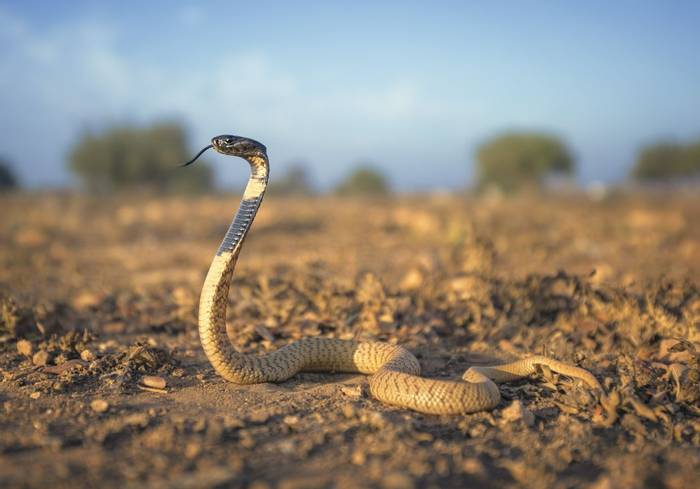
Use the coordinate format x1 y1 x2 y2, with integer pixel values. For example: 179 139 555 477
183 134 267 167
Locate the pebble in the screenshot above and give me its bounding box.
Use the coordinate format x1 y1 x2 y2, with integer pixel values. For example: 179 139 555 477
351 450 366 465
342 404 357 419
283 415 300 427
123 413 149 427
362 411 387 429
501 400 535 427
399 268 423 290
30 391 41 399
340 385 363 399
140 375 167 390
278 439 296 454
248 410 270 424
80 349 95 362
16 340 33 357
32 350 49 366
72 291 102 310
462 457 486 476
193 419 207 433
91 399 109 413
223 416 246 430
184 441 202 459
239 433 256 448
381 471 415 489
412 431 433 442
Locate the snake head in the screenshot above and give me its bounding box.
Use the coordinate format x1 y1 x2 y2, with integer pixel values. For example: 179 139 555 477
212 135 267 158
182 135 267 167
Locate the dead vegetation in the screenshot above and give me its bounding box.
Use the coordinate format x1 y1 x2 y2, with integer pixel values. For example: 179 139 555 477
0 193 699 488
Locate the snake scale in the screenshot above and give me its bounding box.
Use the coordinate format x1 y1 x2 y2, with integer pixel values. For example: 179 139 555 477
185 134 602 415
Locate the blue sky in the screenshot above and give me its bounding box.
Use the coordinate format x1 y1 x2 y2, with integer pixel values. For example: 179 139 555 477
1 1 699 190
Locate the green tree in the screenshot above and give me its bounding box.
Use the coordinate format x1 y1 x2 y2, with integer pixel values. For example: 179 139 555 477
267 164 315 196
475 132 574 192
683 141 700 175
335 165 390 196
631 139 700 181
0 158 18 191
69 122 212 193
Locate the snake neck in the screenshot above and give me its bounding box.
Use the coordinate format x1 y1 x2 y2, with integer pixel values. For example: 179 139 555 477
198 155 268 378
216 156 268 256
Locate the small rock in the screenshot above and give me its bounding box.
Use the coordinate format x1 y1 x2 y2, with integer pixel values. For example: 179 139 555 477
91 399 109 413
239 432 256 449
501 400 535 427
80 349 95 362
223 416 246 429
30 391 41 399
351 449 366 465
381 471 415 489
123 413 149 427
184 441 202 459
278 439 296 454
193 419 207 433
32 350 49 366
140 375 167 390
248 410 270 424
283 415 300 427
362 411 387 429
340 385 363 399
16 340 33 357
412 431 433 442
72 292 102 310
399 268 423 290
342 404 357 419
462 457 486 476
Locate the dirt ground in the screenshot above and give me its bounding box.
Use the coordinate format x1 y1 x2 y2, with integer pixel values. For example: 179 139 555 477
1 191 699 489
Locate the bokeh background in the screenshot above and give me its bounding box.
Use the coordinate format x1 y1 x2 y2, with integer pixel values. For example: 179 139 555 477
1 0 700 194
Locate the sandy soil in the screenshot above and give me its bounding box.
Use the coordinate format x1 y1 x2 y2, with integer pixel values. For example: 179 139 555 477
1 192 699 488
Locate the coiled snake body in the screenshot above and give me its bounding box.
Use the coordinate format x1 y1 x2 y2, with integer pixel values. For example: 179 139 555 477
186 134 601 415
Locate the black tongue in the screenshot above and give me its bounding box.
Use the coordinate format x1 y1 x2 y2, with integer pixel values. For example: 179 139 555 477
181 144 213 167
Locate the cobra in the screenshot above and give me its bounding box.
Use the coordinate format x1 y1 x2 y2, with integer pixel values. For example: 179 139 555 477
185 134 602 415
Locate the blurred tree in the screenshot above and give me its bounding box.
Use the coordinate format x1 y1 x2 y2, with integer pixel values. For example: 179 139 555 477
0 158 18 191
267 164 315 196
335 165 390 196
68 122 212 193
684 141 700 175
631 140 700 182
475 132 574 192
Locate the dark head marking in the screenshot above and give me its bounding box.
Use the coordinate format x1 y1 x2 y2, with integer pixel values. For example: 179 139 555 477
182 135 267 167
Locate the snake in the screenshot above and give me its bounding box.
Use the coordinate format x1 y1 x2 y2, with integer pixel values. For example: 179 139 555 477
184 134 602 415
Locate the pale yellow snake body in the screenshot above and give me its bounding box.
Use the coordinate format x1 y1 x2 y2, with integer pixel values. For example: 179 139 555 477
186 134 601 415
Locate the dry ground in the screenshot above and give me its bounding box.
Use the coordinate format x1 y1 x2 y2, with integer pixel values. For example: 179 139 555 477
1 191 699 488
